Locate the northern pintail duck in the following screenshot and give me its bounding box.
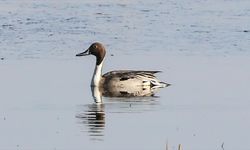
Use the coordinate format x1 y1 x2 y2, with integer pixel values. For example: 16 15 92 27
76 42 170 97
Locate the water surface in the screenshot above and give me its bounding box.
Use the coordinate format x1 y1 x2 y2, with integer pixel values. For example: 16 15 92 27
0 0 250 150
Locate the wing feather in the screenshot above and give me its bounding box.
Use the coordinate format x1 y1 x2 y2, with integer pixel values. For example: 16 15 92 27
102 70 162 79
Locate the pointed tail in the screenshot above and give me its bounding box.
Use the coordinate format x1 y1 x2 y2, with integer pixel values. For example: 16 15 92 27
159 81 171 87
150 80 171 88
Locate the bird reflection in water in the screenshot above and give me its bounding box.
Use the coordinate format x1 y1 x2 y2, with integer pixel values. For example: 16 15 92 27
76 85 168 141
76 103 105 141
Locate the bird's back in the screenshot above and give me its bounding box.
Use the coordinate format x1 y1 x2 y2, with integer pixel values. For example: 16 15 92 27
102 70 167 88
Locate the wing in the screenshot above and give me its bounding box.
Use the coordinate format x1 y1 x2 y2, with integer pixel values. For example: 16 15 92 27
102 70 162 80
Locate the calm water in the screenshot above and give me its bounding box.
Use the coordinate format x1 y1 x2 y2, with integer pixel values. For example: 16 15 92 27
0 0 250 150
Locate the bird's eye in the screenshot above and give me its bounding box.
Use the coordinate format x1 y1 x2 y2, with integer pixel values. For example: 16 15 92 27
94 45 97 49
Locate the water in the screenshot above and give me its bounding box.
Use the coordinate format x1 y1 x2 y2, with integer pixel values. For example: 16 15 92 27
1 0 250 59
0 0 250 150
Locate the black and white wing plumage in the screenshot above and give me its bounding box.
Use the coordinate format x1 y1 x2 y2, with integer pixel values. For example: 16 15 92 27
102 70 168 87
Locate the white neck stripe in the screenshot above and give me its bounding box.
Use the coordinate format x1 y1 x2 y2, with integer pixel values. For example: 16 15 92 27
91 61 103 86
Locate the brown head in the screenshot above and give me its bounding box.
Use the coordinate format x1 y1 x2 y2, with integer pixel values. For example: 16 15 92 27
76 42 106 65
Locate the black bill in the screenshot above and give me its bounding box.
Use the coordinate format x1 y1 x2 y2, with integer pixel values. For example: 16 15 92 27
76 49 90 56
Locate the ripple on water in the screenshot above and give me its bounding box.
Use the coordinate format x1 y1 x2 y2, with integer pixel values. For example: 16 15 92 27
1 0 250 59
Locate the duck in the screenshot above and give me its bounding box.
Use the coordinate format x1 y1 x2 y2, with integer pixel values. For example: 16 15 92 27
76 42 170 93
